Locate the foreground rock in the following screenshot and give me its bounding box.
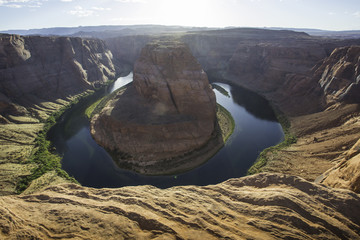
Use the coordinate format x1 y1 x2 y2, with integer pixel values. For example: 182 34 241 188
0 173 359 239
91 41 218 174
319 137 360 193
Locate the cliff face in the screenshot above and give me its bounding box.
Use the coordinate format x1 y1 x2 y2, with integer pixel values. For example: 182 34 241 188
314 46 360 105
133 41 216 118
91 41 218 174
0 34 115 105
1 173 360 239
105 35 154 67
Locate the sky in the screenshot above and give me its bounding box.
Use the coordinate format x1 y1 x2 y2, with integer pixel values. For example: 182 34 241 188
0 0 360 31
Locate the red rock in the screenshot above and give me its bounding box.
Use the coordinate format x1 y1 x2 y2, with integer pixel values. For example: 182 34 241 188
91 41 217 174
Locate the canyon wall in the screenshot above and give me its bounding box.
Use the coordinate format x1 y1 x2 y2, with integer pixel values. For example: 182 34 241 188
0 34 116 114
105 28 360 116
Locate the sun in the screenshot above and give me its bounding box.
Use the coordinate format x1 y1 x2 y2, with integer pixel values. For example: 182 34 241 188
153 0 216 27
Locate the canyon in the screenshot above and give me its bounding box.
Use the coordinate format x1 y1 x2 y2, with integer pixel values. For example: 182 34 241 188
0 27 360 238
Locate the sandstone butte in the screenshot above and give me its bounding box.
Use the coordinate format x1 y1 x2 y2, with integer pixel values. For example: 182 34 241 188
90 41 221 175
1 29 360 239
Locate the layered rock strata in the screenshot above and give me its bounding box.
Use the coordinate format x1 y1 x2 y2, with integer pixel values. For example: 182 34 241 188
91 41 217 174
1 173 360 239
0 34 115 103
314 45 360 105
319 138 360 193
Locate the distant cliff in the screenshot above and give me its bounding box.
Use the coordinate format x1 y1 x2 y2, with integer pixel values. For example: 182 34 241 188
0 34 116 120
104 28 360 116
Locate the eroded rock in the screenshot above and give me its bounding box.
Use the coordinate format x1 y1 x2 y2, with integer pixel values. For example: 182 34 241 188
1 173 359 239
314 46 360 105
320 138 360 193
91 41 218 174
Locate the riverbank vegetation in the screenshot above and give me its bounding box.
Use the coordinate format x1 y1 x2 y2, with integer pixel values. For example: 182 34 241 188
85 83 131 119
247 110 297 175
212 84 230 98
217 103 235 142
85 97 105 118
15 97 87 193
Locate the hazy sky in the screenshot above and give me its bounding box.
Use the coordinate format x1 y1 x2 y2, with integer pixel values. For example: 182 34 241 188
0 0 359 31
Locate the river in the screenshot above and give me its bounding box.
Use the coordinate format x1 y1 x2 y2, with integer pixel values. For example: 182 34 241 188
48 73 284 188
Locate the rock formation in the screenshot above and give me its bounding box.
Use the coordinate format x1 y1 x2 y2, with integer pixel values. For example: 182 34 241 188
319 138 360 193
314 45 360 105
91 41 217 174
0 34 116 119
1 173 360 239
248 45 360 183
133 41 216 118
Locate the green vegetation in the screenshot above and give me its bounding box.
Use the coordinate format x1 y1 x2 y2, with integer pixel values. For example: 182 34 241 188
247 109 297 175
217 103 235 142
14 93 98 193
85 97 105 118
85 83 130 119
16 111 75 193
212 84 230 98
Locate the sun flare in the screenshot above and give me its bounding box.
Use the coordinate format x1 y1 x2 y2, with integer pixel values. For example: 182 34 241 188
153 0 216 26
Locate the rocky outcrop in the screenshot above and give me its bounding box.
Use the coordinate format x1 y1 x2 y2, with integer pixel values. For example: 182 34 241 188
314 46 360 105
320 138 360 193
91 41 218 174
260 103 360 181
1 173 360 239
